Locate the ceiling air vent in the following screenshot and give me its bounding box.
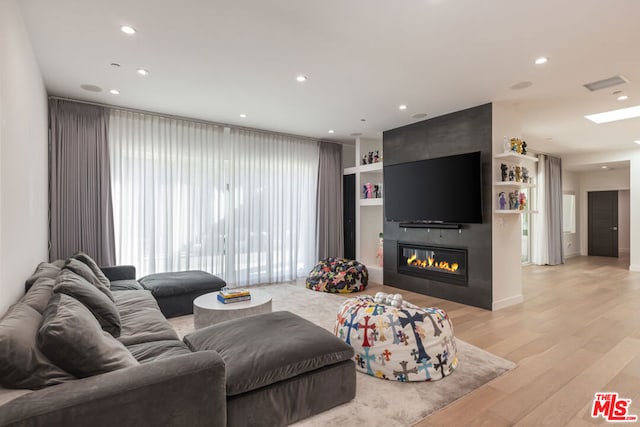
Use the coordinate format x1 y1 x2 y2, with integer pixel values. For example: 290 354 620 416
583 75 629 92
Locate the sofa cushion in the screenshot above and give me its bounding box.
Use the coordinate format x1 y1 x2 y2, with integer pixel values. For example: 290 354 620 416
38 294 138 378
138 271 226 297
72 252 111 290
54 269 121 338
126 340 193 363
24 261 63 291
0 302 74 389
63 258 114 302
110 279 144 291
113 290 179 346
22 277 55 314
183 311 354 396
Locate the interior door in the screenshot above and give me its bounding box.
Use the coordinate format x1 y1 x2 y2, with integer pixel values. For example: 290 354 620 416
588 190 618 257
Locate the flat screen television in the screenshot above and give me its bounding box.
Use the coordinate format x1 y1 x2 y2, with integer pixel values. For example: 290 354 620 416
384 151 483 224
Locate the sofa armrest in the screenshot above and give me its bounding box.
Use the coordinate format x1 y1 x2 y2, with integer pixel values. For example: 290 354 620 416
0 351 226 427
100 265 136 282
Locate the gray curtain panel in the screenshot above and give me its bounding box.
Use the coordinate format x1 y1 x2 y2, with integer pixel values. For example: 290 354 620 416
545 155 564 265
49 99 116 266
316 142 344 259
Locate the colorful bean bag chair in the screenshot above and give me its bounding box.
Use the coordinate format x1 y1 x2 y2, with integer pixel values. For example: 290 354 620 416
306 258 368 293
334 295 457 382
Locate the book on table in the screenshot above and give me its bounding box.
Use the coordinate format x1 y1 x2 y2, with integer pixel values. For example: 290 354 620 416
217 294 251 304
219 288 251 299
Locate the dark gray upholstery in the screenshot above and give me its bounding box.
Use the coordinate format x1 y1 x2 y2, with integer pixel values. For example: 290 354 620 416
110 279 144 291
24 261 63 292
0 352 226 427
21 278 55 314
113 291 179 346
38 294 138 378
53 270 121 337
101 265 136 282
63 258 113 301
138 271 226 317
127 340 193 363
72 252 111 290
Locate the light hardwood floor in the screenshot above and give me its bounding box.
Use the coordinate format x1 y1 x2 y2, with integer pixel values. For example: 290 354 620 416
361 255 640 426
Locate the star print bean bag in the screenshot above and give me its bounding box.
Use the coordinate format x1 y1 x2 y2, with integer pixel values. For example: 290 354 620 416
306 258 368 293
334 295 457 381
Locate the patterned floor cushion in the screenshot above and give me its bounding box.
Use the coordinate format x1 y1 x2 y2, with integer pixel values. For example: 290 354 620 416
334 295 457 382
306 258 368 293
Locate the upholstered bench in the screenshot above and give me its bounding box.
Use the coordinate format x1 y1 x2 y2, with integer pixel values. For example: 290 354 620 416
183 311 356 427
334 295 458 382
138 271 226 318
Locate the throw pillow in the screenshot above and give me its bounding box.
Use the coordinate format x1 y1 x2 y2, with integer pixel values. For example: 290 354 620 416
38 294 138 378
72 252 111 290
63 258 114 302
0 301 74 389
54 269 121 338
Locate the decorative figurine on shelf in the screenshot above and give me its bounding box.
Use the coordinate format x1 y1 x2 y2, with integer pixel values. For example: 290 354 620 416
521 140 528 155
503 136 510 153
508 167 515 181
362 154 368 165
373 150 380 163
374 184 381 199
513 191 520 210
515 165 522 182
519 192 527 210
509 191 517 210
500 163 508 181
498 192 507 210
510 137 524 154
522 166 529 183
363 182 374 199
376 232 383 267
367 151 373 165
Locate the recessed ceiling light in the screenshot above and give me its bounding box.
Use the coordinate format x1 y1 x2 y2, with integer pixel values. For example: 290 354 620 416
296 75 307 82
510 81 533 90
110 62 121 68
585 105 640 124
601 166 608 169
399 104 408 110
109 89 120 95
535 57 549 65
239 113 247 118
80 84 102 92
120 25 136 35
411 113 428 119
617 95 629 101
136 68 149 76
328 130 335 134
360 118 366 122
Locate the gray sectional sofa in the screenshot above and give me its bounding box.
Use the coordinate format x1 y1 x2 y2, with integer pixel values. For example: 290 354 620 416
0 257 356 427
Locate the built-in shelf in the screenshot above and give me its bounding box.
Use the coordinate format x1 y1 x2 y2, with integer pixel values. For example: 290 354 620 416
343 162 383 175
343 166 357 175
494 181 536 188
360 198 383 206
494 152 538 163
494 210 538 214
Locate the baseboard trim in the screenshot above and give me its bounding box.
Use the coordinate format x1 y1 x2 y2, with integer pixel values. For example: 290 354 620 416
630 264 640 272
492 294 524 311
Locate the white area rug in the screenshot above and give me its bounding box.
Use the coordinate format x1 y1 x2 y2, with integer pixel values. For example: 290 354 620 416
170 283 516 427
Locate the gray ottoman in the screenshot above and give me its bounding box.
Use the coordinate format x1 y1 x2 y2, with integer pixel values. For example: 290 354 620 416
183 311 356 427
138 271 226 318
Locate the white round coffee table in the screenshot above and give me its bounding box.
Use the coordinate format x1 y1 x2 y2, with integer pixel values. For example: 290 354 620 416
193 289 272 329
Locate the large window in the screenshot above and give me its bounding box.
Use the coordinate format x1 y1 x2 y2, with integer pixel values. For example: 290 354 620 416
109 110 319 285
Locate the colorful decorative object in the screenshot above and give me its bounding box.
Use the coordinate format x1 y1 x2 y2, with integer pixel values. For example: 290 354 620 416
334 295 458 382
363 183 374 199
519 192 527 210
498 192 506 210
306 258 368 293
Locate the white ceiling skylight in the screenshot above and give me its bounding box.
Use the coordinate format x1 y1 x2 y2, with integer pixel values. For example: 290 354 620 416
585 105 640 124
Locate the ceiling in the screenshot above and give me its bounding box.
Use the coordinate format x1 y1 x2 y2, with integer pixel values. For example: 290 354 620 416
18 0 640 156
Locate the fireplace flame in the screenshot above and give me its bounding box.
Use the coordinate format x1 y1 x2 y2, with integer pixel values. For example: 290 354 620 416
406 254 459 273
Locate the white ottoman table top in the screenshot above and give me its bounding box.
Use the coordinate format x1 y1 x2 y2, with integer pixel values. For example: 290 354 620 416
193 289 272 329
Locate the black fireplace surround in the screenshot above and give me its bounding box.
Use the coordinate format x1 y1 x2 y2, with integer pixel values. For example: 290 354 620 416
397 242 468 286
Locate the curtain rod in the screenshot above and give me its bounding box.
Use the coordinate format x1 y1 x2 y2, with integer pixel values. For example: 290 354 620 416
48 95 343 145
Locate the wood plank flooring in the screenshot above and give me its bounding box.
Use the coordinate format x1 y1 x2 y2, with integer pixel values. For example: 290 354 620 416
358 255 640 426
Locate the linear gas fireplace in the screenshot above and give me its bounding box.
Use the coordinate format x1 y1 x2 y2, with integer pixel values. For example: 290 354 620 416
397 242 468 286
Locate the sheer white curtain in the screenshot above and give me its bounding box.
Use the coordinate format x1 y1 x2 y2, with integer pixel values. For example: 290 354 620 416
226 128 319 285
109 110 227 277
532 154 549 264
109 110 319 285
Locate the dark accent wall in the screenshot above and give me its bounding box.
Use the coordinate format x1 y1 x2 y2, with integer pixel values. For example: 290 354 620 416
383 103 493 309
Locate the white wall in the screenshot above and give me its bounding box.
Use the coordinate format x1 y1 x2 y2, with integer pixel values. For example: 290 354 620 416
491 102 523 310
562 169 580 258
619 190 630 252
0 0 49 315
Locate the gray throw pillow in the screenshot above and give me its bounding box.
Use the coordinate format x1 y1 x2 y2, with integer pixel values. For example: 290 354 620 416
0 302 74 389
54 269 121 338
64 258 114 302
24 261 63 290
72 252 111 290
38 294 138 378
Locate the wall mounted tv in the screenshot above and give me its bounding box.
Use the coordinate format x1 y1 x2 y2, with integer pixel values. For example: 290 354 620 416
384 151 483 224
